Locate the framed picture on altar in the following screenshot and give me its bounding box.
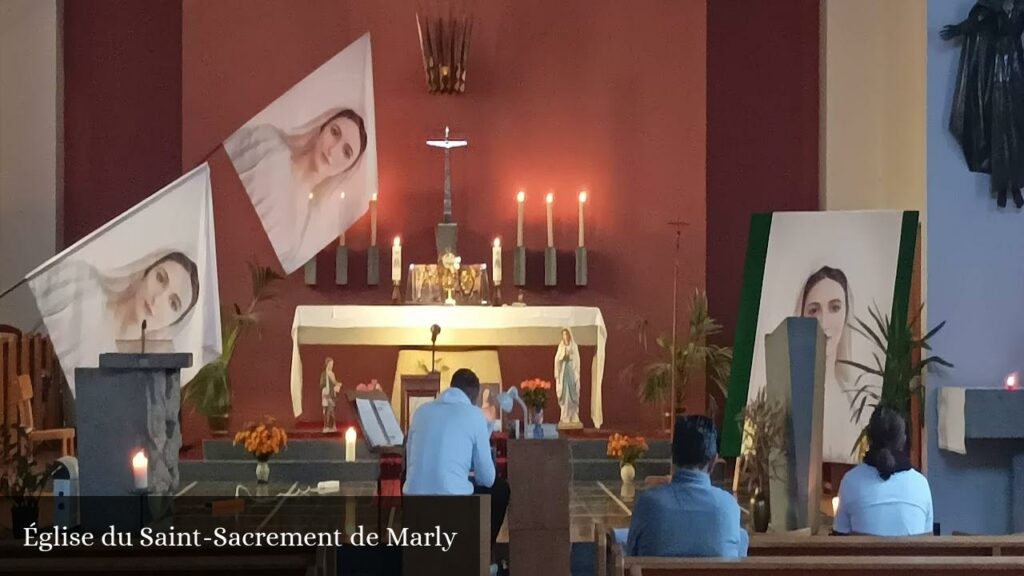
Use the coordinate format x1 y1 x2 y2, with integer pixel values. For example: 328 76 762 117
401 373 441 430
478 382 501 432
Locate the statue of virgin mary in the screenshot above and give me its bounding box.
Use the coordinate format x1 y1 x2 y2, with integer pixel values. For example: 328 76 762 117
555 328 582 427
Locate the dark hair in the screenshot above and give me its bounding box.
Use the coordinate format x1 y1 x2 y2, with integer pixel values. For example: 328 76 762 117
321 109 368 171
144 252 200 326
451 368 481 403
800 266 850 314
673 415 718 469
867 406 907 480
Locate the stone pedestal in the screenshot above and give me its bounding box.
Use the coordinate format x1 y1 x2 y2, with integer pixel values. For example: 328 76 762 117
764 317 825 534
76 353 191 499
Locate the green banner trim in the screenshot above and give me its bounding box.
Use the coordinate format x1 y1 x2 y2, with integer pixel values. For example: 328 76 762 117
721 213 773 457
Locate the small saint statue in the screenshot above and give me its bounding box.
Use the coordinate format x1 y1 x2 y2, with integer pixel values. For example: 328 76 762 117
555 328 582 428
321 357 342 433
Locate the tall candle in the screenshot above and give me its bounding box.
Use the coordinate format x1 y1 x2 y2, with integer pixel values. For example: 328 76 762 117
345 427 357 462
370 193 378 246
516 191 525 247
132 450 148 490
545 193 554 247
391 237 402 282
578 191 587 247
492 238 502 285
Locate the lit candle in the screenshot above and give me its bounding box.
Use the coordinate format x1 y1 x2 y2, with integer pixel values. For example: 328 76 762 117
338 191 346 247
492 238 502 285
1007 372 1020 390
516 191 525 247
132 450 148 490
391 236 402 282
345 427 357 462
370 193 378 246
545 193 554 248
578 190 587 248
832 496 839 517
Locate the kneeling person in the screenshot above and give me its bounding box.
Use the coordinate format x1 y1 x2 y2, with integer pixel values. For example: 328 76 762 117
403 368 510 551
626 415 748 557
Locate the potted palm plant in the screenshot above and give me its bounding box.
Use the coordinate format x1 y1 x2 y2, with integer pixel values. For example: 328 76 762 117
738 388 785 533
1 426 58 538
183 262 282 435
840 303 952 456
639 290 733 427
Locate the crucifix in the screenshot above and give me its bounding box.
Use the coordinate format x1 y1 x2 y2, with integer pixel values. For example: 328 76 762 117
426 126 468 257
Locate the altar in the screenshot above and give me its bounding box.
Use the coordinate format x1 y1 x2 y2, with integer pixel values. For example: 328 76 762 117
290 305 608 427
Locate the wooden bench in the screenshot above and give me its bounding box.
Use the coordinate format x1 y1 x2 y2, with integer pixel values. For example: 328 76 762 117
596 525 1024 576
617 556 1024 576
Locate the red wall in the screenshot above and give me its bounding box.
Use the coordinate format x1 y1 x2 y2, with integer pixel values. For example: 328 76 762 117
178 0 708 438
63 0 182 246
706 0 821 345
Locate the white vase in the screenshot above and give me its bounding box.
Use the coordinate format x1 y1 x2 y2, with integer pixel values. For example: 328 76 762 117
620 462 636 484
255 459 270 484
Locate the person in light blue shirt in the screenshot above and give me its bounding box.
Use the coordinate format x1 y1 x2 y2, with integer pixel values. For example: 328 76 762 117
403 368 510 551
625 415 749 558
834 406 934 536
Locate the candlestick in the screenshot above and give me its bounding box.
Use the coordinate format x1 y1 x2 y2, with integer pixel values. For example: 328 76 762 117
545 192 554 247
578 191 587 248
370 193 378 246
338 191 347 247
345 427 357 462
516 191 525 247
132 450 148 490
392 236 402 282
492 238 502 285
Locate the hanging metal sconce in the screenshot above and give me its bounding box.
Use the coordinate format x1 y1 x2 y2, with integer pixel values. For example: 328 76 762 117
416 10 473 94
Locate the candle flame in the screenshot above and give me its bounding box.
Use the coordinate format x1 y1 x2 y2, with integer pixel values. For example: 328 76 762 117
579 191 588 203
545 192 554 204
832 496 839 516
372 193 378 202
346 427 357 442
393 236 401 247
516 191 526 203
340 191 346 199
493 237 501 248
133 450 147 467
308 192 314 200
1008 372 1019 389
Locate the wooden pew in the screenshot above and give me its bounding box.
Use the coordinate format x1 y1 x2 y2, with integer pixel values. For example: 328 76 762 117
620 556 1024 576
1 332 69 432
596 525 1024 576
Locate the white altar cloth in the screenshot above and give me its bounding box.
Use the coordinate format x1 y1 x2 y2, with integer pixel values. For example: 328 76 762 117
290 305 607 427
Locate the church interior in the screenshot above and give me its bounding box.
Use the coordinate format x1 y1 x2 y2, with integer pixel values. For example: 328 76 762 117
2 0 1024 575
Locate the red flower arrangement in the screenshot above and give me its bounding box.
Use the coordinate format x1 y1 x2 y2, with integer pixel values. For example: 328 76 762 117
519 378 551 411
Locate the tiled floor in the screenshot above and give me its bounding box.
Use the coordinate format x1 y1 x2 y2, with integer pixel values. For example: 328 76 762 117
174 480 636 544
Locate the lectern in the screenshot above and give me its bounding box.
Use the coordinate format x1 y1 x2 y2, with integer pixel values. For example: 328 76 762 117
76 353 191 498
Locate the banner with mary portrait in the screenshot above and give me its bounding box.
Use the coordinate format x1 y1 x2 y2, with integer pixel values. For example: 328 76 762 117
721 210 918 464
223 33 378 274
26 164 221 394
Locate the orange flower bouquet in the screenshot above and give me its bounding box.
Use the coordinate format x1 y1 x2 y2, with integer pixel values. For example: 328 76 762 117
607 433 649 467
519 378 551 412
234 416 288 462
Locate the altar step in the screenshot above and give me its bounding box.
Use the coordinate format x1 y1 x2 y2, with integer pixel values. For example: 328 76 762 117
185 438 673 483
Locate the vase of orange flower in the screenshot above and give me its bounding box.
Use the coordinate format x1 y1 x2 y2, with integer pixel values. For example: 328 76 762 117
233 416 288 484
520 378 551 438
607 433 649 486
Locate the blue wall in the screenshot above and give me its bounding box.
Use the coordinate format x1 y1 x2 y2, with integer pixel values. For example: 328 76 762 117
926 0 1024 535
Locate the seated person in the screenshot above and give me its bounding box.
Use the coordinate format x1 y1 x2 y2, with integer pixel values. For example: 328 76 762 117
403 368 511 552
625 415 748 557
834 406 933 536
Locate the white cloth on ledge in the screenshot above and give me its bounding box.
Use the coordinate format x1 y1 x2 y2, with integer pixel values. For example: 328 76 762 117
289 305 607 427
937 387 967 455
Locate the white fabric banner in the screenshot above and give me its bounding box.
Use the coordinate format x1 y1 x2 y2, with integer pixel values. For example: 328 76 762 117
223 33 378 274
27 164 221 394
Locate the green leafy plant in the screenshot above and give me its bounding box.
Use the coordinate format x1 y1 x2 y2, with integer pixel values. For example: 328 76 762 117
737 387 786 498
183 262 282 428
1 426 58 507
639 290 733 419
840 303 953 453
